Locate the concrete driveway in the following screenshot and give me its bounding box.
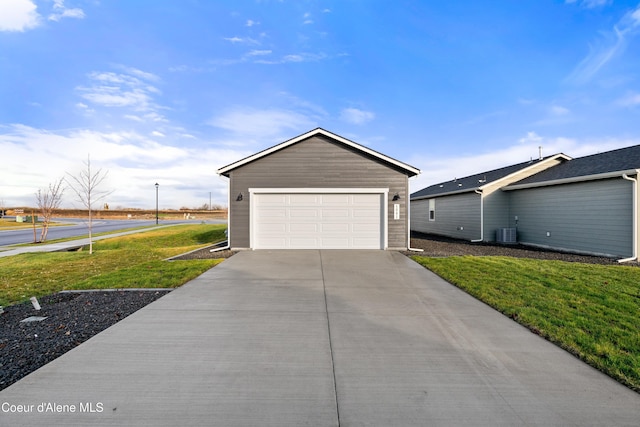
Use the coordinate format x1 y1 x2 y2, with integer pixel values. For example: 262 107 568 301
1 250 639 426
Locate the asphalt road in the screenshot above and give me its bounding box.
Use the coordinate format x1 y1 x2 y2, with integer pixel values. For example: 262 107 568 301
0 218 227 246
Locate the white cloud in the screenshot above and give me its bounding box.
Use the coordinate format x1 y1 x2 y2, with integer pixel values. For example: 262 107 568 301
340 108 375 125
0 125 246 209
549 105 570 116
518 131 543 144
209 108 316 139
246 19 258 27
633 7 640 24
76 68 166 121
566 4 640 84
48 0 85 22
246 49 272 56
223 36 259 45
617 92 640 107
566 0 611 8
254 52 328 64
0 0 40 32
151 131 165 138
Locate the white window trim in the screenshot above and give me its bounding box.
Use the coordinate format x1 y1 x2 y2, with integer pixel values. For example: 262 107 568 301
248 188 389 249
428 199 436 222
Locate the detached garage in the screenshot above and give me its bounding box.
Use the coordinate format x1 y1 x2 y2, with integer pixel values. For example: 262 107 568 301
217 128 420 250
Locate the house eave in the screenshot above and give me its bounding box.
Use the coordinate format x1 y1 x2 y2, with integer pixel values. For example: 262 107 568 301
504 169 640 191
217 127 421 177
410 153 571 200
411 187 479 201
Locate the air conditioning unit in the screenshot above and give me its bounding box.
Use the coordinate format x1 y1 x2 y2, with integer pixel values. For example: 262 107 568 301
496 228 517 244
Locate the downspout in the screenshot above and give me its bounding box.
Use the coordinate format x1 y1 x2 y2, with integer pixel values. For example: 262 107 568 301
471 189 484 242
407 176 424 252
211 175 231 253
618 172 638 263
407 197 423 252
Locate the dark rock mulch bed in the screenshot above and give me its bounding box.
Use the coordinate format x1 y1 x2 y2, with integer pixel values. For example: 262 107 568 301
405 231 637 266
0 290 171 391
1 246 235 391
169 246 236 260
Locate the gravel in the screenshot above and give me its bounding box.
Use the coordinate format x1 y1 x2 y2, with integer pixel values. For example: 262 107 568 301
0 290 171 391
405 231 636 266
1 235 633 391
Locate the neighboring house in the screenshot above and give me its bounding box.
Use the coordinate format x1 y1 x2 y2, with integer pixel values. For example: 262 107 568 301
217 128 420 250
411 144 640 260
410 154 571 242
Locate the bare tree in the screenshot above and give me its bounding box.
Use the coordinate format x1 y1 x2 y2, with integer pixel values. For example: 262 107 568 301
35 179 65 243
66 155 113 254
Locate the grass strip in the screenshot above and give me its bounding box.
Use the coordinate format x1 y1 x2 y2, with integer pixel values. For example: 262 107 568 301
412 255 640 393
0 224 226 306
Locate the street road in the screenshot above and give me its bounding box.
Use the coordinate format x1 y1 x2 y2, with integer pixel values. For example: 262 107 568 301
0 218 227 246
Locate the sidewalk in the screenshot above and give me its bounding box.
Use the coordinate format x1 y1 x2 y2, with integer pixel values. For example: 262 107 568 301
0 225 178 258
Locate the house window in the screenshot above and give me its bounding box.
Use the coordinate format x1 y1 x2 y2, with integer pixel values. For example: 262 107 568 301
428 199 435 221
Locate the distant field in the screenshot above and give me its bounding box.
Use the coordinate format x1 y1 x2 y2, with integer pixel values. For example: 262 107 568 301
2 208 227 221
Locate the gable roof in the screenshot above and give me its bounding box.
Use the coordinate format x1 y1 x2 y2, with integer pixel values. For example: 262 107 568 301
505 144 640 190
410 153 571 200
217 128 421 177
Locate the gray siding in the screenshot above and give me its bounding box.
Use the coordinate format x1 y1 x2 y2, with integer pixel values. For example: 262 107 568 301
483 190 511 242
410 192 481 240
508 179 633 257
229 135 409 249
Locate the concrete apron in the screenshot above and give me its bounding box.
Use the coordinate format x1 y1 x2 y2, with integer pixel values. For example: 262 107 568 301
0 250 638 426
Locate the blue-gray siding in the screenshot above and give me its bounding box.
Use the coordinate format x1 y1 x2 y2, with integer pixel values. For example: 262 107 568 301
507 179 633 257
483 190 511 242
410 193 481 240
228 135 410 249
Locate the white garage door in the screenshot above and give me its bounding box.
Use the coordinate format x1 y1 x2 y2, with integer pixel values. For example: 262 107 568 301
253 192 384 249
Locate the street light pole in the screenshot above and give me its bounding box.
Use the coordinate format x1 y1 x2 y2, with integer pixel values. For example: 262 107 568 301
155 183 159 225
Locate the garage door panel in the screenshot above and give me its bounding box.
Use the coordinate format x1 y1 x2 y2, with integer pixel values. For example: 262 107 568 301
262 238 288 248
290 237 320 248
258 208 288 218
353 194 380 205
320 223 350 233
257 194 287 206
259 223 288 233
353 208 380 218
353 237 381 247
322 209 350 218
322 194 351 204
353 223 380 232
254 192 383 249
290 194 320 205
290 209 318 218
320 237 351 248
290 223 318 233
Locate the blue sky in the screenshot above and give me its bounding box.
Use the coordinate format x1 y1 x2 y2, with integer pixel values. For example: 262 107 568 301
2 0 640 209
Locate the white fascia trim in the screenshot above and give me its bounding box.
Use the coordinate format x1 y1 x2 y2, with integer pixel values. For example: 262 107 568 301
481 153 572 189
411 188 477 200
410 154 572 201
218 128 421 177
504 169 640 191
249 187 389 194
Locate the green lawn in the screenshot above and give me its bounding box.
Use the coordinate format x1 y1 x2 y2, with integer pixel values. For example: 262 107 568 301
411 255 640 392
0 224 227 306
